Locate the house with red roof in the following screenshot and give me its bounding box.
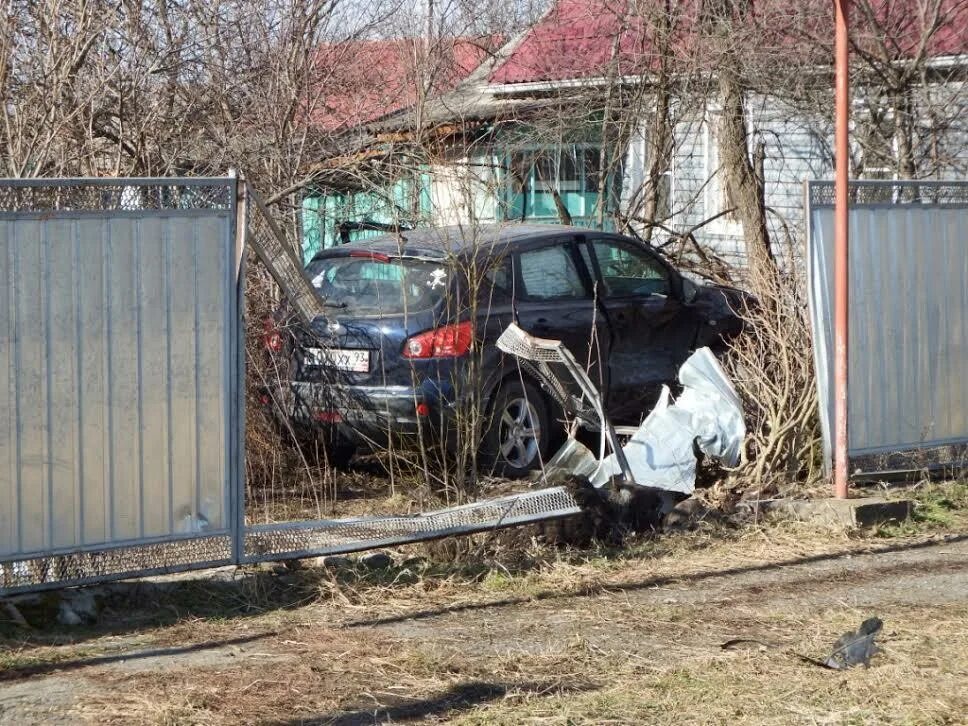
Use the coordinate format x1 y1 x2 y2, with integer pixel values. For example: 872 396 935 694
299 0 967 264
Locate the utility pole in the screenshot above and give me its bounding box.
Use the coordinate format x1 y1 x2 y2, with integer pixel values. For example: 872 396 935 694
834 0 850 499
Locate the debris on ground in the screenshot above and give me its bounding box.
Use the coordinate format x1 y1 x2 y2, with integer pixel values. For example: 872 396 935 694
590 348 744 494
662 497 719 532
496 323 634 482
315 555 354 570
537 474 670 546
824 617 884 669
538 344 745 496
494 322 746 542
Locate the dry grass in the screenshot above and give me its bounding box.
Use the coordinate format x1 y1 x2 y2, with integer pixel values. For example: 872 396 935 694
70 561 968 725
2 480 966 725
450 605 968 725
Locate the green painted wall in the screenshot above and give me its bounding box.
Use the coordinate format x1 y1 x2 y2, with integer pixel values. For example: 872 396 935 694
301 172 432 263
301 140 619 264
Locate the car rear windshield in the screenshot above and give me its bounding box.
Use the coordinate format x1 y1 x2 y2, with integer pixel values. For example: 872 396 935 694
305 254 450 315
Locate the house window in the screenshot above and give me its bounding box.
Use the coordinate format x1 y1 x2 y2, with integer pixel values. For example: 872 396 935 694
505 145 603 221
704 113 741 230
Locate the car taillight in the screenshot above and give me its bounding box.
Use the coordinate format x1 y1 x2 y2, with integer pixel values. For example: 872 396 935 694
402 321 473 359
263 317 283 352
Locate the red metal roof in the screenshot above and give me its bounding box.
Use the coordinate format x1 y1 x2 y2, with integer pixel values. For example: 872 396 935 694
489 0 967 86
305 36 497 132
489 0 658 85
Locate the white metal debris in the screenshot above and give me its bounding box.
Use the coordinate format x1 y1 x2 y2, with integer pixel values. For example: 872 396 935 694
550 348 745 495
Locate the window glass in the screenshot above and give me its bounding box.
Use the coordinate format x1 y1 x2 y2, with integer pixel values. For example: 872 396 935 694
507 146 601 195
305 256 447 314
589 240 670 297
519 245 587 300
581 148 601 193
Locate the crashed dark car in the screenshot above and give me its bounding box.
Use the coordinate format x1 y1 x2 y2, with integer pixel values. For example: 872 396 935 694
263 224 747 476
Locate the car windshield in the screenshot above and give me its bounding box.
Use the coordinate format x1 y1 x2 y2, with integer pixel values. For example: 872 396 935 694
305 254 449 315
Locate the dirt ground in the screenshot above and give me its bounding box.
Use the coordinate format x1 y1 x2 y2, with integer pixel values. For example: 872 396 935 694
1 483 967 725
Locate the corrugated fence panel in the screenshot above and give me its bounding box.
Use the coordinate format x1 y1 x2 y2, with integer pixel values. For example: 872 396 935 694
808 181 968 472
0 221 13 555
0 186 238 563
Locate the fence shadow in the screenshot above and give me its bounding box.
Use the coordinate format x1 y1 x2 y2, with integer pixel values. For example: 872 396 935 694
1 532 964 659
0 631 274 682
264 679 594 726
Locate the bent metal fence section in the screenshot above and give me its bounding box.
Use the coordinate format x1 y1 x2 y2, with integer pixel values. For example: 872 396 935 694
807 180 968 474
0 178 245 594
244 487 581 562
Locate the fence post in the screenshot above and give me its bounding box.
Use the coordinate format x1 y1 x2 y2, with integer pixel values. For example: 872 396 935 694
231 169 248 563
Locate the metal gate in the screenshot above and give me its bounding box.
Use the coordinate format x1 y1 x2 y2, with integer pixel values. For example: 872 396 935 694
0 178 244 594
807 180 968 474
0 177 582 596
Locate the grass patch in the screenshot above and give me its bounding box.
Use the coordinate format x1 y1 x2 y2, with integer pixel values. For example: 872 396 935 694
875 479 968 537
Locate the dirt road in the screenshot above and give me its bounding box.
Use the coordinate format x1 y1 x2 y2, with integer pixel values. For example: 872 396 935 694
1 525 966 725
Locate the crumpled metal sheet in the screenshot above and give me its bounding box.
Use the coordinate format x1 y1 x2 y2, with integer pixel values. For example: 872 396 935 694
671 347 745 466
549 348 746 495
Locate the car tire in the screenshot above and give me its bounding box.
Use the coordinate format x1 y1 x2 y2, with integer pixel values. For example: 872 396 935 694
481 379 550 479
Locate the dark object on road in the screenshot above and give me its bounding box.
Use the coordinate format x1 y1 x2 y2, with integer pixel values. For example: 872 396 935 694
541 474 667 546
263 224 747 476
824 617 883 669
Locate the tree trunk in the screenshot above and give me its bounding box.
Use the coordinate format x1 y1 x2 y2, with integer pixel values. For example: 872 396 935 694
717 67 776 282
641 83 672 243
892 85 917 179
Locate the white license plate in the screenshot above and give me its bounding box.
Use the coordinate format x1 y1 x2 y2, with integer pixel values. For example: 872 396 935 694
305 348 370 372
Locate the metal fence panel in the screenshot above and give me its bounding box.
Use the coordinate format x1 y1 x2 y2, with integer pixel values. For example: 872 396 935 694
807 180 968 473
0 178 242 593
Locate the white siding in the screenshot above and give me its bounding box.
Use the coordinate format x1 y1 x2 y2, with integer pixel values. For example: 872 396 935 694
428 152 501 227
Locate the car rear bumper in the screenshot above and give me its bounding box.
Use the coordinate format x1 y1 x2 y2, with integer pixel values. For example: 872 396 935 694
276 381 446 446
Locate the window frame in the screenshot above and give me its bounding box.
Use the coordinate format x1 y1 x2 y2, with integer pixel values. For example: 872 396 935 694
503 144 604 220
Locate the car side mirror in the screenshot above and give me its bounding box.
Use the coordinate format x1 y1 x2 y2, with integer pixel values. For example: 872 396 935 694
682 277 700 304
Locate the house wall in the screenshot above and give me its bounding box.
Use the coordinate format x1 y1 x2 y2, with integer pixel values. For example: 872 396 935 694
427 150 502 227
302 79 965 266
624 81 967 267
623 95 835 266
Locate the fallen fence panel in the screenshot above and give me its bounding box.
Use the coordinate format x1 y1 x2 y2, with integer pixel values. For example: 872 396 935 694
243 487 581 562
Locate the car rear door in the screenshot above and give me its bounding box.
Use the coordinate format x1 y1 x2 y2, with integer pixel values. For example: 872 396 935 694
579 235 701 421
511 236 610 395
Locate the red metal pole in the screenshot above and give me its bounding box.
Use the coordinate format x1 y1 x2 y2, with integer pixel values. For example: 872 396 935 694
834 0 850 499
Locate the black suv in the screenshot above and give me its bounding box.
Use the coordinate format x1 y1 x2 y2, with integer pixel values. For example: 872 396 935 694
265 224 746 475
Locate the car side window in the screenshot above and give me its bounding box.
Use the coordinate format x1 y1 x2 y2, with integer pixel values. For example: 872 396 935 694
587 239 671 298
518 243 587 300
